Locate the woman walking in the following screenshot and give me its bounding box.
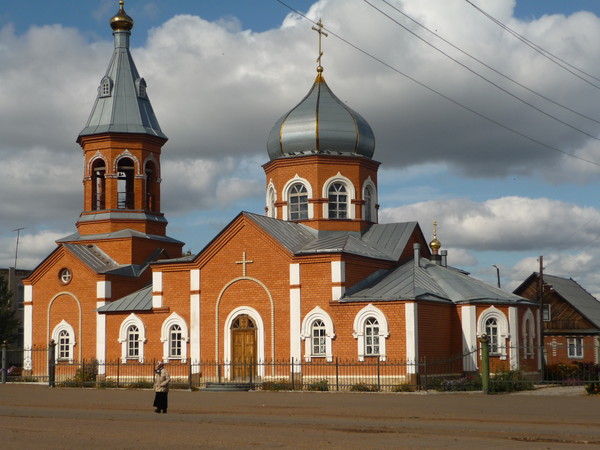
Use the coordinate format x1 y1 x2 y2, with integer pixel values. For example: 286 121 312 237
153 361 170 413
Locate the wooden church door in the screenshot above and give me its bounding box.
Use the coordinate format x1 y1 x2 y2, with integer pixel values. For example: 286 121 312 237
231 315 256 380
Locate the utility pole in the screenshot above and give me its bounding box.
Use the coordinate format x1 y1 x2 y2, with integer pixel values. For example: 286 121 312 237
11 227 25 270
492 265 501 289
538 255 545 374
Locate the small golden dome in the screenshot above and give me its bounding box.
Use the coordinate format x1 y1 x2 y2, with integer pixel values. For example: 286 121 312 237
429 221 441 254
110 1 134 31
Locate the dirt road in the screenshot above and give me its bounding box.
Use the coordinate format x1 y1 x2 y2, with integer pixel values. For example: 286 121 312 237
0 384 598 448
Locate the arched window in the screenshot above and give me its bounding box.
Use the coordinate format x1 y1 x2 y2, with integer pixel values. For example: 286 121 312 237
58 330 70 360
289 183 308 220
51 320 76 364
160 312 189 362
91 159 106 211
485 318 499 354
119 314 146 363
127 325 140 359
311 320 326 356
135 77 147 98
100 77 112 97
353 305 389 361
301 307 335 362
117 157 135 209
169 324 182 358
364 317 380 356
328 182 348 219
266 186 276 218
145 160 157 212
364 185 373 222
477 306 509 360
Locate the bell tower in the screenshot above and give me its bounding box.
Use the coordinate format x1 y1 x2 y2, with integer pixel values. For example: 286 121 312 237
76 1 169 237
67 0 182 263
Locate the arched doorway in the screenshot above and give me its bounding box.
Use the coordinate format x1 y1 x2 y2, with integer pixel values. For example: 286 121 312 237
231 315 256 380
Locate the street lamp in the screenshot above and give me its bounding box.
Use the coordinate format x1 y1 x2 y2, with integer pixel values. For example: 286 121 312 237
492 265 501 289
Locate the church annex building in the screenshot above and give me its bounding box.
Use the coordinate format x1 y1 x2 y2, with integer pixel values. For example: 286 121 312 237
23 2 541 385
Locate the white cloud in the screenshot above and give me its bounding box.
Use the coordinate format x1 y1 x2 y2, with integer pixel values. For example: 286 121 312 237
381 196 600 252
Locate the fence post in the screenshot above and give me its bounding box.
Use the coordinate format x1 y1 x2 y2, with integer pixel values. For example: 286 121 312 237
377 358 381 391
480 334 490 394
335 357 339 392
290 359 294 390
1 341 7 384
48 340 56 388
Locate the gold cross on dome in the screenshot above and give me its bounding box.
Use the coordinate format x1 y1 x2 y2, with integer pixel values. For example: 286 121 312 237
236 251 254 276
312 18 328 70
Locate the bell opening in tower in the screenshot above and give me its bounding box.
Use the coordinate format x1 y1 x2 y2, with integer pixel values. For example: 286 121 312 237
91 160 106 211
145 160 158 212
117 158 135 209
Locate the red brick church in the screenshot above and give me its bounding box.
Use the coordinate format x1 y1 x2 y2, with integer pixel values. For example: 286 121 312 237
23 2 540 382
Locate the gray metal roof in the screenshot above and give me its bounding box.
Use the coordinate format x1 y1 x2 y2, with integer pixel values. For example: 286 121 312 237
543 274 600 329
62 243 162 278
97 285 152 313
343 258 533 305
58 228 183 246
267 73 375 161
78 20 166 140
77 211 168 225
244 213 415 261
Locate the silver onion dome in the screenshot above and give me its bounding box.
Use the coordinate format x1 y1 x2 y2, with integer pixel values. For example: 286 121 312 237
267 72 375 161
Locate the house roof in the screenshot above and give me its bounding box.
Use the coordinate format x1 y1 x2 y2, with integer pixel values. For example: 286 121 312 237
541 274 600 329
343 258 533 305
98 285 152 312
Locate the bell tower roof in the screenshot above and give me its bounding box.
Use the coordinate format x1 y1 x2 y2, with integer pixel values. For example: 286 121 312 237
78 1 166 141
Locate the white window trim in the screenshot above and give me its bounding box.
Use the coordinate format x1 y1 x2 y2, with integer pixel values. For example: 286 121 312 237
100 76 112 97
477 306 509 360
322 173 356 220
160 312 189 363
362 178 378 223
266 181 277 218
282 176 313 220
353 304 389 361
118 313 146 363
567 337 584 359
52 320 76 364
300 306 335 362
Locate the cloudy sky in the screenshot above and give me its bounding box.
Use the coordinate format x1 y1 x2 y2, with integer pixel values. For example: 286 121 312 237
2 0 600 296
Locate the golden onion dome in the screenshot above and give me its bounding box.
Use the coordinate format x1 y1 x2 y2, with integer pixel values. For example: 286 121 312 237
110 1 134 31
429 221 441 254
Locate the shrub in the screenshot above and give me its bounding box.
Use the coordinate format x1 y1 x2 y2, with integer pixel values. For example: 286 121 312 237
307 379 329 391
585 382 600 395
350 382 379 392
489 370 534 393
431 375 481 392
261 380 294 391
127 380 153 389
392 383 416 393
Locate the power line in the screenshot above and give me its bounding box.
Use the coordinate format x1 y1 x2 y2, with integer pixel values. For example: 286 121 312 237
465 0 600 90
273 0 600 168
374 0 600 126
362 0 600 142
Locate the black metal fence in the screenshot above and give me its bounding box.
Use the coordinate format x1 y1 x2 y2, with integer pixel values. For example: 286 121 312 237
2 342 599 391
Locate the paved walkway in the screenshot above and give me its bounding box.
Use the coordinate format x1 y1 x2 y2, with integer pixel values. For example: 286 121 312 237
0 384 598 448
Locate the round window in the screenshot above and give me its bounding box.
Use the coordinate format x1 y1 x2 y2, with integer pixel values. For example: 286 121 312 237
59 268 72 285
